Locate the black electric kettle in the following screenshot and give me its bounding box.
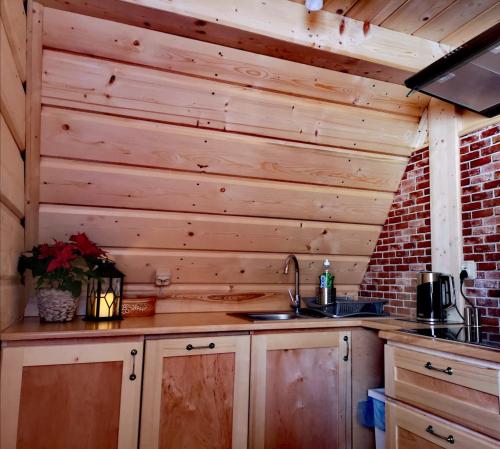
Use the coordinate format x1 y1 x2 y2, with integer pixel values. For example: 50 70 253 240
416 272 454 323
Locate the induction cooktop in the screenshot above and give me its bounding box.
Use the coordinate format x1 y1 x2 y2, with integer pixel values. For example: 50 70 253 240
402 326 500 351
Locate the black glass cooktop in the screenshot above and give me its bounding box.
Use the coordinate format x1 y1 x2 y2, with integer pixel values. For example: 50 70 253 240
402 326 500 351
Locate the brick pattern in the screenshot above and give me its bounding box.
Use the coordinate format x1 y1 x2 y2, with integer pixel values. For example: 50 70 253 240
460 124 500 326
360 123 499 323
359 146 432 319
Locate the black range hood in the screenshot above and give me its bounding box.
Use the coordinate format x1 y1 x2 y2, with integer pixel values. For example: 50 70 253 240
405 22 500 118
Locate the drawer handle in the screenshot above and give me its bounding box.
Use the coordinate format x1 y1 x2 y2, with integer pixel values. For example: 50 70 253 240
129 349 138 381
186 342 215 351
425 361 453 375
343 335 349 362
426 425 455 444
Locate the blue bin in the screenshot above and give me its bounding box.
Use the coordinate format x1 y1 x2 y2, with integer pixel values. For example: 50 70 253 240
368 388 386 449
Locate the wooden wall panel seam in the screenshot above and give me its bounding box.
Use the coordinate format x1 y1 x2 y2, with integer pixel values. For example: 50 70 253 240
40 99 415 160
102 247 370 285
39 157 395 225
125 283 360 292
40 106 408 193
40 49 419 156
0 280 24 330
0 203 25 281
0 19 26 150
40 7 429 119
38 204 381 256
0 0 27 82
0 115 25 218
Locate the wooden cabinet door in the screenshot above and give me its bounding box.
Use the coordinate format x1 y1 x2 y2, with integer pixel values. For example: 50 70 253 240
249 330 352 449
1 338 143 449
386 399 500 449
140 334 250 449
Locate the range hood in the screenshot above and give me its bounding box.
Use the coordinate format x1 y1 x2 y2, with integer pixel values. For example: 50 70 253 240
405 23 500 118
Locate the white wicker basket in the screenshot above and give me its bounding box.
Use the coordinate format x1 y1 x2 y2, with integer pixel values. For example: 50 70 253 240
36 289 79 322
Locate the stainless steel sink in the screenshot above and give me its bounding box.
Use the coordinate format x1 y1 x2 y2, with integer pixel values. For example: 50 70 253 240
230 309 326 321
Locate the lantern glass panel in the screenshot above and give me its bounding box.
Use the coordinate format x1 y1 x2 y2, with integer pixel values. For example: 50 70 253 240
85 263 124 321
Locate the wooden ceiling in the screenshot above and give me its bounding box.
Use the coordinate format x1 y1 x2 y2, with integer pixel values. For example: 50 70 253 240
291 0 500 46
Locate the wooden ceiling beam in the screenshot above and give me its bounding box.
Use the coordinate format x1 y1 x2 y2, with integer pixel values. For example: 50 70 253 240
37 0 451 84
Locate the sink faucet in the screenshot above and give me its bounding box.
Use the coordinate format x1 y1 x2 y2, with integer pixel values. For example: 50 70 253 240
283 255 301 312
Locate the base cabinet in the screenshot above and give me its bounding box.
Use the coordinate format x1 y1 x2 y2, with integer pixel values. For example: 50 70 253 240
0 338 143 449
249 330 352 449
139 335 250 449
1 328 369 449
386 400 500 449
385 342 500 449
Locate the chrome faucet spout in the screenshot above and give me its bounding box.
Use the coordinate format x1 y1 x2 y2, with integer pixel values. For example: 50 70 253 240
283 255 301 311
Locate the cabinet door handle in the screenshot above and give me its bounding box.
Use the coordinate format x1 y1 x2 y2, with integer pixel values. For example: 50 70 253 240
129 349 138 381
343 336 349 361
426 425 455 444
186 342 215 351
425 361 453 375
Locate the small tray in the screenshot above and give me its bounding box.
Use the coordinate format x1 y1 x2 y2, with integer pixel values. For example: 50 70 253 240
121 296 156 317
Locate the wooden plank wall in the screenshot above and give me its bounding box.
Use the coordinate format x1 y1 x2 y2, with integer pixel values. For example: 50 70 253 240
0 0 26 329
36 8 423 312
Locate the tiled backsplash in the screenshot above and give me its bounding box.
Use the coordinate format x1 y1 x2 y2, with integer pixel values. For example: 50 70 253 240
360 123 499 324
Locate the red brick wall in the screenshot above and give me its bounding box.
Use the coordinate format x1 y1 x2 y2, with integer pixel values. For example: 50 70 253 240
360 123 499 323
359 146 432 319
461 124 500 326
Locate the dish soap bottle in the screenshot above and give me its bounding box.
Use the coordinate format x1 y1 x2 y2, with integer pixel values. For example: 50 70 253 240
319 259 335 305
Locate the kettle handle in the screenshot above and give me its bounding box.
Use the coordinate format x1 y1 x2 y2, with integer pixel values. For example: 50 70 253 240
440 275 452 308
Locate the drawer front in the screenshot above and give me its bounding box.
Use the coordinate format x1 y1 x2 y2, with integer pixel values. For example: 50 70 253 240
386 400 500 449
385 344 500 440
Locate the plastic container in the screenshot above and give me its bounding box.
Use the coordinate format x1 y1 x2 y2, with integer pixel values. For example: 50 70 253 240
368 388 386 449
318 259 334 305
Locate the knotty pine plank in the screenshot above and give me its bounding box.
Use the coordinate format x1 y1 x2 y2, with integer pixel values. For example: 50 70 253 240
413 0 498 42
0 115 24 218
41 107 407 192
0 202 24 281
0 0 26 82
0 19 25 149
41 50 419 156
105 248 369 285
39 158 394 225
346 0 408 25
380 0 455 34
151 285 359 313
38 204 381 256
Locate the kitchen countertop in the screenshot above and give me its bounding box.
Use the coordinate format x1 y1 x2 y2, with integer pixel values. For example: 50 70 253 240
4 313 500 363
0 313 457 342
380 329 500 363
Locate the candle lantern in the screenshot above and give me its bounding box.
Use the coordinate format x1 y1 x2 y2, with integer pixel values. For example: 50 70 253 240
85 262 124 321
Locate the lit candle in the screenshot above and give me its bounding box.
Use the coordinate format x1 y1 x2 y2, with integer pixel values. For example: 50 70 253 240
99 292 115 318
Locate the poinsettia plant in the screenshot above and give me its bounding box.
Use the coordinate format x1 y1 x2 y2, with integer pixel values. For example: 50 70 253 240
18 233 109 298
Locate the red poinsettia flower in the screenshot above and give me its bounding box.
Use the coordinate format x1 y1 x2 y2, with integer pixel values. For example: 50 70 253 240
70 233 106 258
46 243 78 272
39 241 66 259
38 243 54 259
